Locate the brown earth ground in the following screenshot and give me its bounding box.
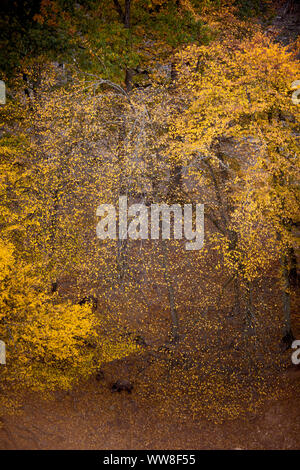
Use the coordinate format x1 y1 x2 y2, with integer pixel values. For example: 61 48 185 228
0 367 299 450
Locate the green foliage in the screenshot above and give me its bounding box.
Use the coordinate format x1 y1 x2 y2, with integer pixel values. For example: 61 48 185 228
0 1 71 80
234 0 272 18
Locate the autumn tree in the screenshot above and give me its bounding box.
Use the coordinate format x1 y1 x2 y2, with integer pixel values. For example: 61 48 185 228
170 31 300 346
0 89 139 416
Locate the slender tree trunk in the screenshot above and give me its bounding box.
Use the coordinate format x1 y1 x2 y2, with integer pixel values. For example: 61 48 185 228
125 68 133 92
113 0 133 92
116 119 128 283
282 253 292 336
232 275 241 316
161 240 179 342
288 246 298 288
124 0 133 92
169 59 178 90
280 252 295 350
49 188 59 293
168 163 183 203
245 281 255 334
